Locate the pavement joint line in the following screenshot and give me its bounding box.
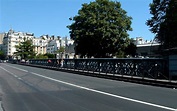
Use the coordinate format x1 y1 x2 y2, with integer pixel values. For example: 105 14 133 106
1 65 176 111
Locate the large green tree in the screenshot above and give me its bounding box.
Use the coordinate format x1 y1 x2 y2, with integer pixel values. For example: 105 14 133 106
147 0 177 49
68 0 132 58
14 38 36 59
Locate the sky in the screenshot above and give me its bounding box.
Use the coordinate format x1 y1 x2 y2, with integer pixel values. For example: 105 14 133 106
0 0 154 40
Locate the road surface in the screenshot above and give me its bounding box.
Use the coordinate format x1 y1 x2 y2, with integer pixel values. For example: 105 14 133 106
0 63 177 111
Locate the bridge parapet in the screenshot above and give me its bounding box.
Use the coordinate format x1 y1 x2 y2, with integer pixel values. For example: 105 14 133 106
29 58 169 80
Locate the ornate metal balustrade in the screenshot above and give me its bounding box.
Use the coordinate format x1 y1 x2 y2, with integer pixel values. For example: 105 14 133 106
29 58 168 80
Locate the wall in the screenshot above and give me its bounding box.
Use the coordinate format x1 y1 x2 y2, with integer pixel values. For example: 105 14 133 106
169 55 177 79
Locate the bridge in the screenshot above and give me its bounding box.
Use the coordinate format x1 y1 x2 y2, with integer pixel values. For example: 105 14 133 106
27 58 177 87
0 59 176 111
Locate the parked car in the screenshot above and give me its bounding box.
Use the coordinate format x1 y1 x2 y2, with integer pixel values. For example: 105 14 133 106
0 60 7 63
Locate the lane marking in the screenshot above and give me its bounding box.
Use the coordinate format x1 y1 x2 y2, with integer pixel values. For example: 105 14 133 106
30 72 176 111
18 77 22 80
0 66 34 88
1 65 177 111
0 66 18 78
3 64 28 72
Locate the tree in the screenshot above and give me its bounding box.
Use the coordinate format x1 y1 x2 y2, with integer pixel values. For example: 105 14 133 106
68 0 132 58
147 0 177 49
55 46 65 54
14 38 36 60
124 39 137 57
35 54 48 59
0 50 6 60
44 53 55 58
55 46 65 58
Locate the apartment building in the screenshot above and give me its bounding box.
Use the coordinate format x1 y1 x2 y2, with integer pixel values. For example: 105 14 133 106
1 29 75 59
33 37 48 55
46 39 60 54
0 44 3 51
134 37 160 57
0 33 4 44
3 29 35 58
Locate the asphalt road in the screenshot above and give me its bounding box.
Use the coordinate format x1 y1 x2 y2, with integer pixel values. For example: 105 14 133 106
0 63 177 111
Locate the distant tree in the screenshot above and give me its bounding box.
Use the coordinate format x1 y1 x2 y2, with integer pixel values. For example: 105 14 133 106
35 54 48 59
55 46 65 54
14 38 36 60
44 53 55 58
55 46 65 58
68 0 132 58
147 0 177 49
0 50 6 60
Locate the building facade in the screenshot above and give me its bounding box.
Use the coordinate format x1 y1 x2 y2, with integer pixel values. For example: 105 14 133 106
0 33 4 44
1 29 75 59
33 37 48 55
3 29 35 59
134 37 160 57
46 39 60 54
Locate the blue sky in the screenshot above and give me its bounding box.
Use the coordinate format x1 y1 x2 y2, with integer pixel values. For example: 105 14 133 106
0 0 154 40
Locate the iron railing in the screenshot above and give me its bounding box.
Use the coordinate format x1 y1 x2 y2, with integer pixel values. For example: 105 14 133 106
28 58 169 80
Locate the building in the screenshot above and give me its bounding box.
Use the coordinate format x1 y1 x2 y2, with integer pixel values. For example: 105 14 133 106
134 37 160 57
0 33 4 51
1 29 75 59
0 44 3 51
45 36 75 58
0 33 4 44
64 37 74 58
33 37 48 55
46 39 60 54
65 43 75 58
3 29 35 59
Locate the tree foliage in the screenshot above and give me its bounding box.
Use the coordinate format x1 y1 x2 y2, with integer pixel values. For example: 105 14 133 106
14 38 36 59
147 0 177 49
44 53 55 58
0 50 6 60
35 54 48 59
55 46 65 54
68 0 132 58
124 39 137 57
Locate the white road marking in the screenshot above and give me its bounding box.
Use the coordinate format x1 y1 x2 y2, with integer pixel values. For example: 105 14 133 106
3 64 28 72
18 77 22 80
0 101 3 111
1 65 177 111
0 66 18 78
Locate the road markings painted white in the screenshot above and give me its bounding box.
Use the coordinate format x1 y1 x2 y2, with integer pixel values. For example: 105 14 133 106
30 72 176 111
1 65 177 111
0 66 18 78
0 101 3 111
18 77 22 80
3 64 28 72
